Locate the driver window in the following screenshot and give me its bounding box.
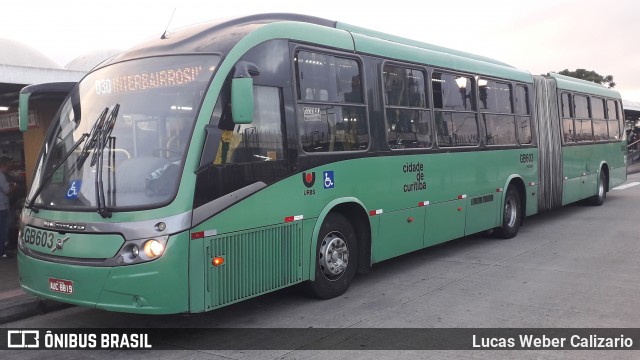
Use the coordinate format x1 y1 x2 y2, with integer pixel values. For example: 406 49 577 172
214 85 284 164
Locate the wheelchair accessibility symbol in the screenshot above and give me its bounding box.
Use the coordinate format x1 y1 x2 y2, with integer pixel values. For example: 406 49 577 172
323 171 334 189
65 180 82 199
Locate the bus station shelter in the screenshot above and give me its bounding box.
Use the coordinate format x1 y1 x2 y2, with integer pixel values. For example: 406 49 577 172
0 38 117 190
624 99 640 129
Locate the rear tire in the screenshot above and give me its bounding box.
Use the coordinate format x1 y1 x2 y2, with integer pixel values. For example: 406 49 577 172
495 186 521 239
588 171 607 206
304 213 358 299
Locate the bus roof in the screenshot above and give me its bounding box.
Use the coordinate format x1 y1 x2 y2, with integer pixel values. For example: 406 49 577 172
549 73 621 99
102 14 337 66
336 22 515 69
102 13 531 82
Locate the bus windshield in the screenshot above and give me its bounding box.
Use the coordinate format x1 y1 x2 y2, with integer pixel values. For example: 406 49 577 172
28 55 219 212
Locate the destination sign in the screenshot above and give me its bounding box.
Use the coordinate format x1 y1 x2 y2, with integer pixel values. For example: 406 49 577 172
95 65 204 95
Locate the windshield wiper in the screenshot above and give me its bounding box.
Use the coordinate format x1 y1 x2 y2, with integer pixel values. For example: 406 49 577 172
76 107 109 170
25 132 90 212
27 107 110 212
95 104 119 218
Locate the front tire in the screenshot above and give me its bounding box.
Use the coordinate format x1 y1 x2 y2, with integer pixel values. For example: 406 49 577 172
495 186 521 239
304 213 358 299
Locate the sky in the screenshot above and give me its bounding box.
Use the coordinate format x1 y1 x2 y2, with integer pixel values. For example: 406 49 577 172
2 0 640 100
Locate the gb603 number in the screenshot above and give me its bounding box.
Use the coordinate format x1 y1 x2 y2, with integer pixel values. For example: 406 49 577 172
23 228 54 249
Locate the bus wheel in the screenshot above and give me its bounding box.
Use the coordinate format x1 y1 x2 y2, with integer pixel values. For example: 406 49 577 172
306 213 358 299
588 171 607 206
495 186 521 239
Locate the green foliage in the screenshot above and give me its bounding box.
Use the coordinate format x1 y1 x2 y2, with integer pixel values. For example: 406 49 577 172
557 69 616 88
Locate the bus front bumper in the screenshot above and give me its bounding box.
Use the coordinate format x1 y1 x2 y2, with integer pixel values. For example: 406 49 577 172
17 249 189 315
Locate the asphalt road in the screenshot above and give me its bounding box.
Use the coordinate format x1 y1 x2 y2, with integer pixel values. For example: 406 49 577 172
4 173 640 359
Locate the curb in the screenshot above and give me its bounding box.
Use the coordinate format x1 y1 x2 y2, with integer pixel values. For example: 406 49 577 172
0 294 71 325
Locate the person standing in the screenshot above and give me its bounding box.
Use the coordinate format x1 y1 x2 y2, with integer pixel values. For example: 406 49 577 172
0 157 12 259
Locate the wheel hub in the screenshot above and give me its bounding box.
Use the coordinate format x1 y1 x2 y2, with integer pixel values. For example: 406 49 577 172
319 232 349 280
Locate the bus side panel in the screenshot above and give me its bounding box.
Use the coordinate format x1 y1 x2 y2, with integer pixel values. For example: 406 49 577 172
562 145 588 205
373 207 425 263
562 177 582 205
526 184 539 216
465 193 499 235
424 199 466 248
563 142 626 204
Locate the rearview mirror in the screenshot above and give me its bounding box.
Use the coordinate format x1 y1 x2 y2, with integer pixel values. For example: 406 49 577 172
18 92 31 132
231 77 254 125
19 82 76 132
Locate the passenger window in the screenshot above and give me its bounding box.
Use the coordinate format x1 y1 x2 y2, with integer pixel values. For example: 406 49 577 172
591 97 605 119
295 50 368 152
433 72 478 147
561 93 572 118
383 64 431 149
574 95 589 118
593 120 609 141
518 116 532 144
616 101 624 139
295 51 362 103
575 118 593 142
479 79 515 145
515 85 530 115
479 79 512 113
516 85 532 144
607 99 617 120
434 112 480 147
563 118 575 143
483 114 516 145
591 98 607 141
384 65 427 108
574 95 592 142
561 93 574 143
432 73 475 111
607 99 621 140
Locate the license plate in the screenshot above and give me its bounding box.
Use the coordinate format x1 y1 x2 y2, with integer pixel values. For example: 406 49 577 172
49 278 74 295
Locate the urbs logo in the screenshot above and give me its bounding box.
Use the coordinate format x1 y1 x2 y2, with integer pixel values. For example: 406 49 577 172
302 172 315 188
302 172 316 196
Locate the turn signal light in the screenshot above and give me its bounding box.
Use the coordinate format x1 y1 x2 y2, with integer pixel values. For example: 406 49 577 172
212 257 225 267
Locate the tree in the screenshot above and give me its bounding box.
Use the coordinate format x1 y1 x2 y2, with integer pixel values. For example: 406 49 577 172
557 69 616 88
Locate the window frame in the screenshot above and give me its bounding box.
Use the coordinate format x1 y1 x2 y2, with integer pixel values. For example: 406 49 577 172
293 46 370 155
514 83 533 145
590 96 608 142
606 99 623 140
381 61 433 151
431 69 481 149
573 93 593 143
478 77 517 147
561 91 624 146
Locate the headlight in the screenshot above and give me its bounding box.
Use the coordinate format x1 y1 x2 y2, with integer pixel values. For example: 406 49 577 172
143 239 164 259
115 236 168 265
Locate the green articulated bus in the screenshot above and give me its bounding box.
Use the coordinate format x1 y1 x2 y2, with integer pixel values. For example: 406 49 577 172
18 14 626 314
